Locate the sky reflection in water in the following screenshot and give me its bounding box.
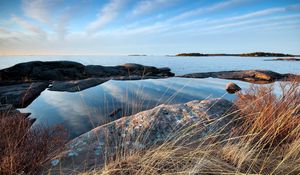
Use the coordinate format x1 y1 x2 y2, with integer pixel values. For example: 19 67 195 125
19 77 253 138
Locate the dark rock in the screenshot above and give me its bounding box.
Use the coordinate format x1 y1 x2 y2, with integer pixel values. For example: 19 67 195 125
0 104 31 119
226 82 241 94
0 61 85 81
159 67 171 72
47 98 239 173
122 63 145 70
0 82 49 108
1 61 174 83
29 118 37 125
120 63 174 77
0 104 14 113
0 61 174 105
48 78 109 92
84 65 126 77
109 108 122 118
179 70 299 83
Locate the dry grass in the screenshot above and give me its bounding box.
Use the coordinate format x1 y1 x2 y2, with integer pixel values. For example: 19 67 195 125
82 81 300 175
0 111 67 175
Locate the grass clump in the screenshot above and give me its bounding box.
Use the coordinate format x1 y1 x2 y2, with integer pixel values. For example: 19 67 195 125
84 81 300 175
0 111 67 175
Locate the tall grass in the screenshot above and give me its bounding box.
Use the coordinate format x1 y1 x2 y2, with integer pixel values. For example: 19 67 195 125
82 81 300 175
0 111 67 175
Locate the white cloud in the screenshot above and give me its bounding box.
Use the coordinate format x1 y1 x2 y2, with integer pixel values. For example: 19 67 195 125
131 0 177 17
86 0 126 33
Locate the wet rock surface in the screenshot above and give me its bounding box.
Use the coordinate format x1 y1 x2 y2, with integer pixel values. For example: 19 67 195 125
179 70 300 83
0 82 49 108
48 78 110 92
46 98 239 174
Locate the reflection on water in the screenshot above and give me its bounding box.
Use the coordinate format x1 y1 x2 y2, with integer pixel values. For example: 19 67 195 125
20 77 252 138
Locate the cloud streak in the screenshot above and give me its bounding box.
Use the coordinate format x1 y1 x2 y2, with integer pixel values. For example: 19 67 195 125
86 0 126 33
131 0 178 17
11 15 47 39
168 0 251 22
22 0 61 24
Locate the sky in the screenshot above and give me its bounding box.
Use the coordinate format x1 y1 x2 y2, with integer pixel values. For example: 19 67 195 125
0 0 300 55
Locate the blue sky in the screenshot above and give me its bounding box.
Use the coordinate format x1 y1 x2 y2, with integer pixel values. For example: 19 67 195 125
0 0 300 55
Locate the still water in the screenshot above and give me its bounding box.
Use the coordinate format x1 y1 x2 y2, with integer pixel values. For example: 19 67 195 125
21 77 251 138
1 56 299 138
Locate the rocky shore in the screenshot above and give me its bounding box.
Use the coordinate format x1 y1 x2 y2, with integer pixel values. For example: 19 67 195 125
46 98 240 174
0 61 299 122
0 61 174 107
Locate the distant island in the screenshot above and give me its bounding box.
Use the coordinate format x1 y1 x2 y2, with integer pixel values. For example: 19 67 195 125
176 52 298 57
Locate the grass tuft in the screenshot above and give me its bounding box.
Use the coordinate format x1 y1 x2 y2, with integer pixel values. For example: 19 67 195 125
0 111 67 175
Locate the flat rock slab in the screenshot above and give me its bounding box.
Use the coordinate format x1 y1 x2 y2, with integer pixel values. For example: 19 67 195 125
48 76 173 92
179 70 300 83
48 78 110 92
0 82 49 108
46 98 239 174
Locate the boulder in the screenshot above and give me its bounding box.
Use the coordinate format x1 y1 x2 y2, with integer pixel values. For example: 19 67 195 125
46 98 239 173
226 82 241 94
48 78 109 92
0 82 49 108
